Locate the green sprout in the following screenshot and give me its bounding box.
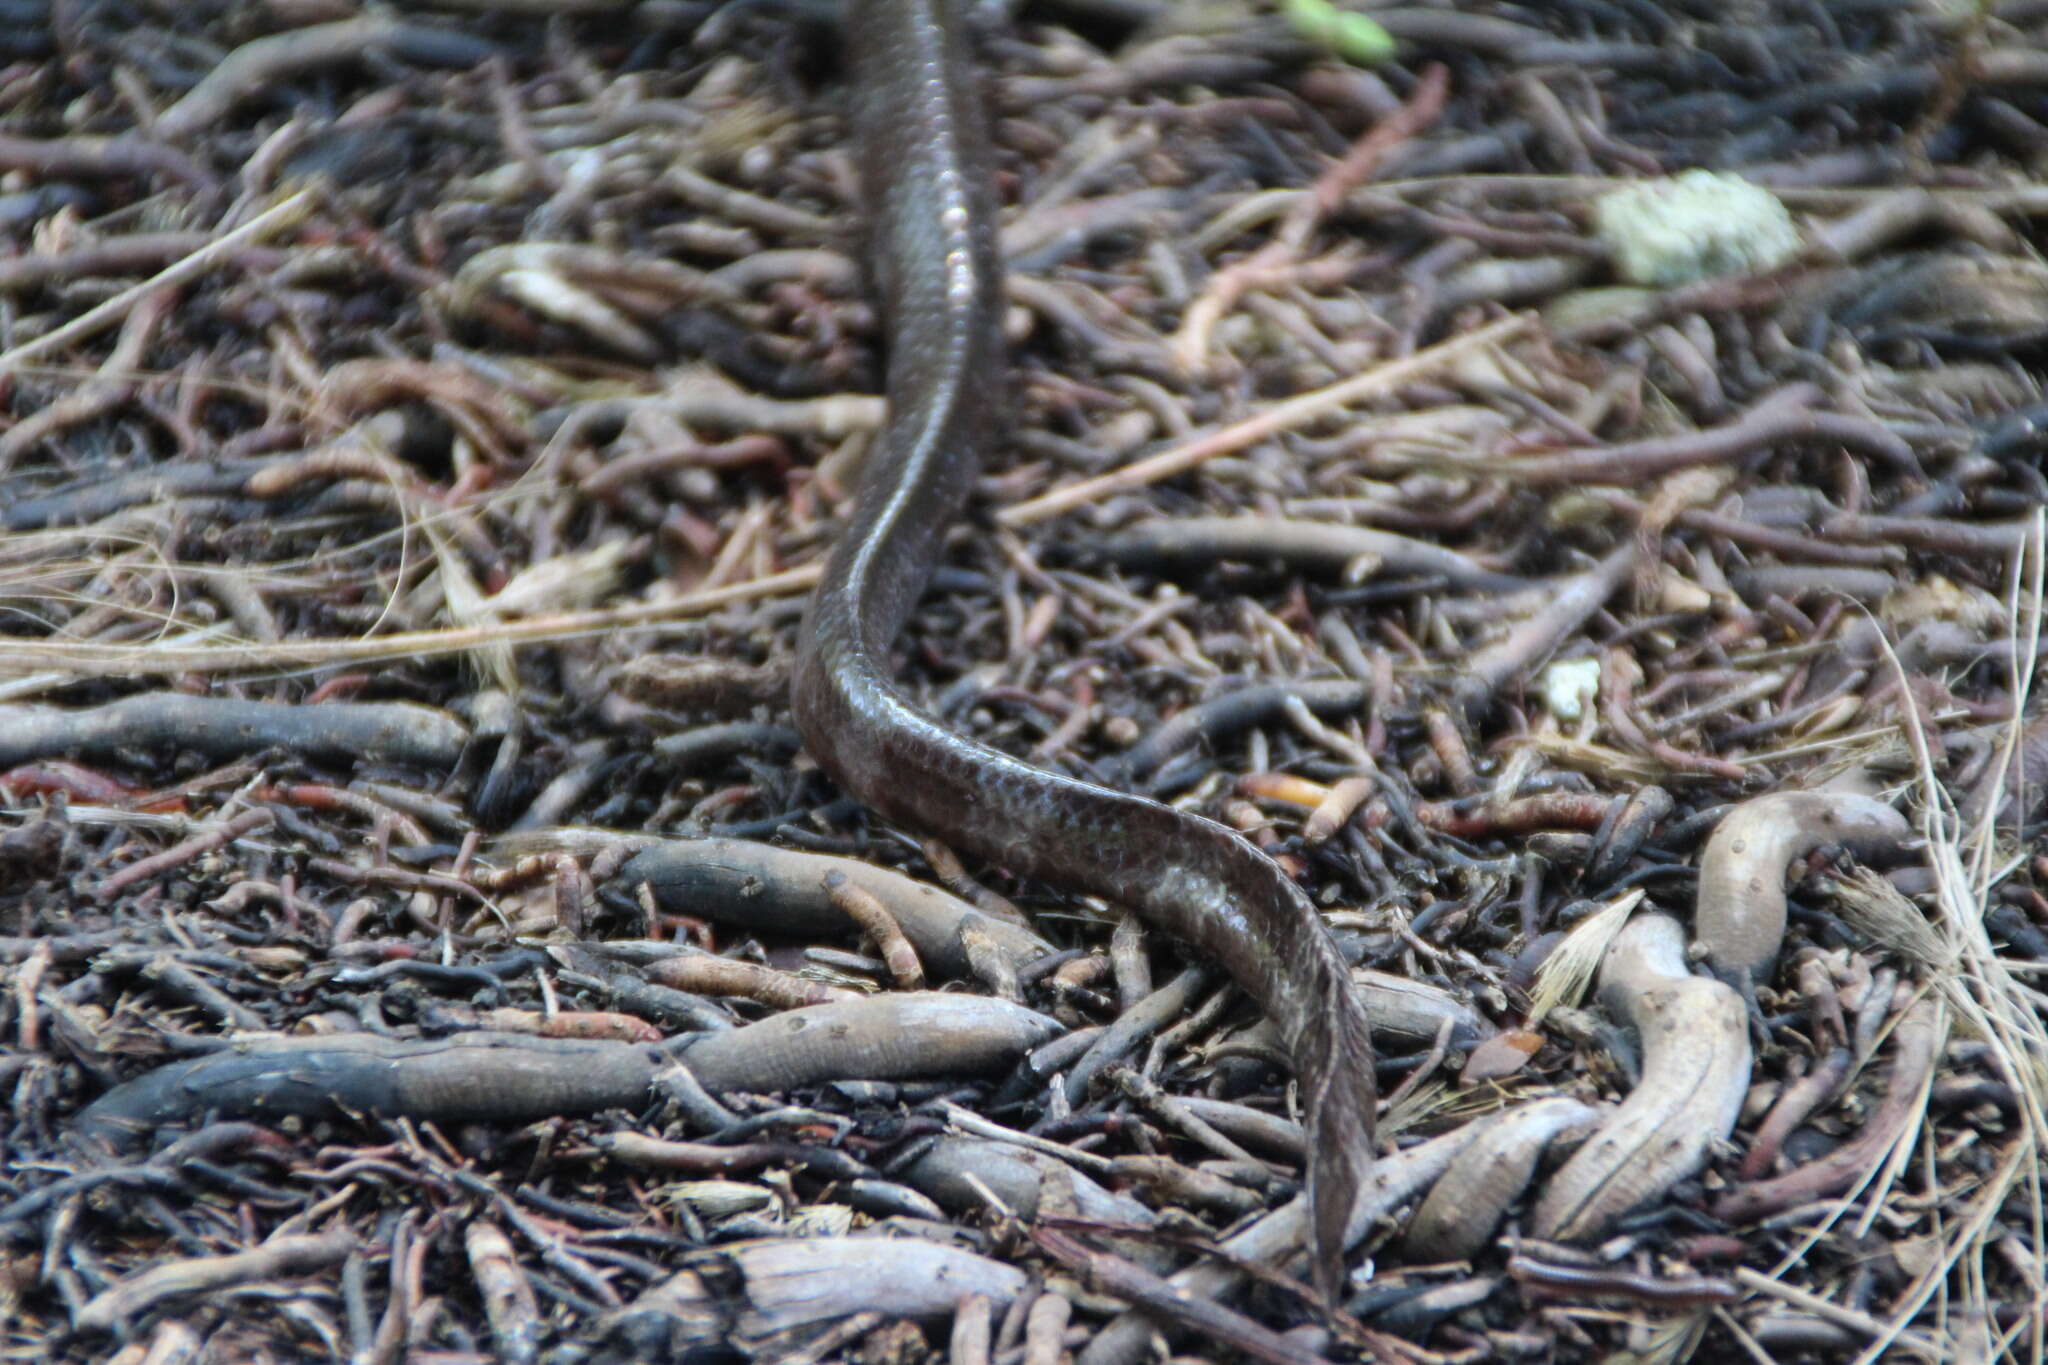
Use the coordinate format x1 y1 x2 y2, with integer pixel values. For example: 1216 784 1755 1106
1283 0 1396 64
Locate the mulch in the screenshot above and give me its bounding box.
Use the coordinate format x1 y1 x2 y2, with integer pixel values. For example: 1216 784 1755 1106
0 2 2045 1362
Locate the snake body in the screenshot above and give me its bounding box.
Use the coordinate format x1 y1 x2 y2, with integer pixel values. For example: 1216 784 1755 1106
790 0 1378 1292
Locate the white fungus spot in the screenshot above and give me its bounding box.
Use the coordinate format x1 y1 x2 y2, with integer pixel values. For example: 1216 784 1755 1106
1593 170 1803 288
1541 657 1602 723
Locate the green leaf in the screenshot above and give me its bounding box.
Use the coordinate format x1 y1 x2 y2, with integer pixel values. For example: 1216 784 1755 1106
1282 0 1396 63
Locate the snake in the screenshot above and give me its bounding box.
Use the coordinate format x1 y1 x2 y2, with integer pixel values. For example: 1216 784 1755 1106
788 0 1379 1294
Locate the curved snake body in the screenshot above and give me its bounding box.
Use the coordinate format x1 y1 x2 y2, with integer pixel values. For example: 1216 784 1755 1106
790 0 1378 1293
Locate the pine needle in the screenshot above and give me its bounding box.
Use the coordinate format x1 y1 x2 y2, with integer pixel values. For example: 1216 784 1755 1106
1527 887 1643 1026
1830 865 1952 975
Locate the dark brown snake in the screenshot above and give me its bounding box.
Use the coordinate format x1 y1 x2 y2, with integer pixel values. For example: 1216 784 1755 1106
789 0 1378 1293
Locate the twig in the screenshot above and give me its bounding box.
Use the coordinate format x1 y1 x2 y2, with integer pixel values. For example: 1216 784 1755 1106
95 808 276 899
1173 64 1451 370
1499 385 1917 485
1731 1267 1946 1359
997 313 1530 527
0 286 177 475
0 191 315 379
0 564 820 679
1028 1225 1339 1365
